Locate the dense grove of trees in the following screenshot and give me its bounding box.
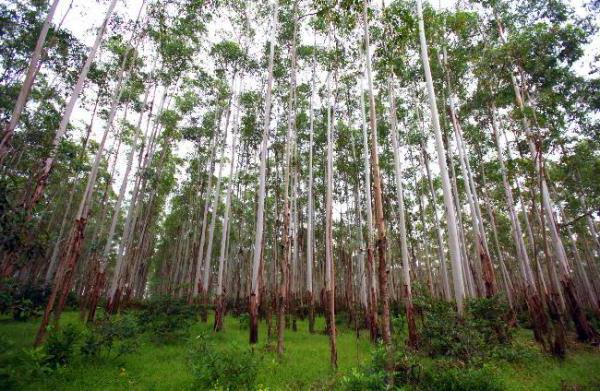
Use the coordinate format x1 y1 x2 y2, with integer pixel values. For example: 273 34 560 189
1 0 600 375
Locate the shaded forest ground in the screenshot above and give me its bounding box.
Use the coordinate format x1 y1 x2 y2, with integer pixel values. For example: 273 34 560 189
1 311 600 390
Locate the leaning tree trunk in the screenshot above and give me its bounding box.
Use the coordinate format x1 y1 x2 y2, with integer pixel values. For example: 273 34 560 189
496 16 598 343
107 89 168 312
87 80 153 322
25 0 119 212
416 0 465 314
439 49 496 297
0 0 61 163
489 105 550 347
34 93 130 346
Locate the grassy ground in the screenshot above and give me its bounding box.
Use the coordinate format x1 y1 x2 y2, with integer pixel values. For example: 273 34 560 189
1 311 599 390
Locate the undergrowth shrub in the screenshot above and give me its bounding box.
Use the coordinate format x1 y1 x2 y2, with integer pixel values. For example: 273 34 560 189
239 313 250 330
420 362 504 391
417 296 513 363
45 323 80 367
0 279 49 321
467 297 513 345
81 314 139 359
0 336 20 390
138 295 197 343
418 298 485 363
340 343 421 390
189 332 260 390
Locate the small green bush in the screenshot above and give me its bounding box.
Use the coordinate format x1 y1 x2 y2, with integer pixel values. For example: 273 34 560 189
340 344 421 390
138 295 197 343
239 313 250 330
45 324 80 367
421 363 503 391
467 297 513 345
81 314 139 359
189 332 260 390
417 296 513 363
419 298 485 363
0 279 49 321
340 367 386 391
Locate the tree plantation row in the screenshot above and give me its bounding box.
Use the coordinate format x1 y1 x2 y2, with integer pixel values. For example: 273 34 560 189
1 0 600 383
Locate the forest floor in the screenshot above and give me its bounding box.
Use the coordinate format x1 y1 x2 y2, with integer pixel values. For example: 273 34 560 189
1 311 600 390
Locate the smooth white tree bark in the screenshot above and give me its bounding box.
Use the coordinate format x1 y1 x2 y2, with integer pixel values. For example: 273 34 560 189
416 0 465 313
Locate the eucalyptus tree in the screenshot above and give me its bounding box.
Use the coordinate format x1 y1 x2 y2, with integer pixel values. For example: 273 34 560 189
249 1 278 344
376 0 420 346
415 0 465 314
274 0 300 357
214 98 241 331
199 39 247 310
362 0 393 358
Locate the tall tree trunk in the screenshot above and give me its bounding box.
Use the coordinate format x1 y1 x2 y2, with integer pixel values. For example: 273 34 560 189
249 4 277 344
496 17 598 342
107 89 168 312
416 0 465 313
489 105 550 347
388 79 417 347
202 92 234 314
191 108 222 301
277 8 297 356
359 68 378 340
306 35 316 334
87 81 153 322
215 95 240 331
363 0 392 374
324 71 337 369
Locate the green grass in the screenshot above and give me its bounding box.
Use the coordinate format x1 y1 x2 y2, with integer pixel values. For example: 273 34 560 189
493 329 600 391
0 312 371 390
1 312 600 390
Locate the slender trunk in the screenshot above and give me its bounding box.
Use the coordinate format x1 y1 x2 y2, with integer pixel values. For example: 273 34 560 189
202 92 235 312
191 109 222 300
107 89 168 311
87 81 153 322
249 4 277 344
215 100 240 331
489 105 550 346
306 36 316 334
388 79 417 347
325 71 337 369
277 10 297 356
416 0 465 313
359 73 378 340
363 0 391 376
